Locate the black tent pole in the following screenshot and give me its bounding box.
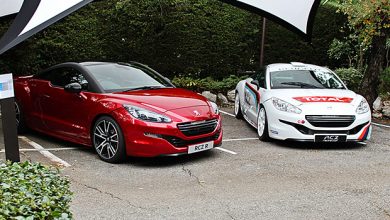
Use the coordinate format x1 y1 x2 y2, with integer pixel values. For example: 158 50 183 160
260 18 267 67
1 96 20 162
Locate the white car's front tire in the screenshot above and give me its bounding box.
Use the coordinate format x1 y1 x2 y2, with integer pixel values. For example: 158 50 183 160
234 93 243 119
257 106 270 141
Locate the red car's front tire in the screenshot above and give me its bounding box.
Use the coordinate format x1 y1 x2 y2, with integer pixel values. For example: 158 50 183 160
92 116 126 163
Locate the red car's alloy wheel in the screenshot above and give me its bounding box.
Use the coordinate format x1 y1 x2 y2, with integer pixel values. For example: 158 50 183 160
15 102 20 127
14 101 27 133
93 117 126 163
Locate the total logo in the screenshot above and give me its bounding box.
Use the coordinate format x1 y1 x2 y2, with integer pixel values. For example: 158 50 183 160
293 96 354 103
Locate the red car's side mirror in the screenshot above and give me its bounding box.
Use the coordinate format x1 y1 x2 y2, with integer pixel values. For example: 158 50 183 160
64 83 82 93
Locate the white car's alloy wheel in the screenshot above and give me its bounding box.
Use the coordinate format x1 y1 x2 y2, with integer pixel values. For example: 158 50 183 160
257 108 266 136
234 93 243 119
257 106 270 141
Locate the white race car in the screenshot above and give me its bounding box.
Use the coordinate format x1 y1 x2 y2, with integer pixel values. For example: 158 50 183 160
234 62 372 143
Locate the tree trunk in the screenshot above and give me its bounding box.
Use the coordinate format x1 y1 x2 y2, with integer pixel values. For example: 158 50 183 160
359 35 387 107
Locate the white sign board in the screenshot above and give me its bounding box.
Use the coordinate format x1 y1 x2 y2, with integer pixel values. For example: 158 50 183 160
0 74 15 99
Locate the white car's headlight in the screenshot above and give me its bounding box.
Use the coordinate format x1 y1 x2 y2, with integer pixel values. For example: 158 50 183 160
208 101 219 115
272 97 302 114
123 105 172 123
356 99 370 114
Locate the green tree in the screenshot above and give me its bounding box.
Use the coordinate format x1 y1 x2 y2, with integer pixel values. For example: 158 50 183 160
335 0 389 105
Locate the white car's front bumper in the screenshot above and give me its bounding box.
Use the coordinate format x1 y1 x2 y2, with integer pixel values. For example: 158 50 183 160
265 103 372 142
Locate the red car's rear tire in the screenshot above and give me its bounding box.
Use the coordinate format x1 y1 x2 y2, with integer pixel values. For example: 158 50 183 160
15 101 27 134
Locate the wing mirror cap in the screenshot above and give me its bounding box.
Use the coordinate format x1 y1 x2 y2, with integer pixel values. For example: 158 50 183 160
64 82 82 93
251 80 260 89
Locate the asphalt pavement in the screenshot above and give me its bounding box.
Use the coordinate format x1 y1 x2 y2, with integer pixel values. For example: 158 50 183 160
1 107 390 220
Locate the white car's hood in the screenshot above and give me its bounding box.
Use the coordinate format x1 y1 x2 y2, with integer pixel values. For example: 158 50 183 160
266 89 364 115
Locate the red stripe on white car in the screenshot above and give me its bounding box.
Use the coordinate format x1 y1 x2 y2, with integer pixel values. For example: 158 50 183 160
293 96 354 103
245 82 260 103
358 123 371 141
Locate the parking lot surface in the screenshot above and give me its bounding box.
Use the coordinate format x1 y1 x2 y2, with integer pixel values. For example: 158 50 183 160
1 107 390 219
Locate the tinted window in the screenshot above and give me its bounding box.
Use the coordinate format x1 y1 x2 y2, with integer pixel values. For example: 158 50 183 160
270 70 345 90
37 67 89 90
84 63 172 92
253 72 266 88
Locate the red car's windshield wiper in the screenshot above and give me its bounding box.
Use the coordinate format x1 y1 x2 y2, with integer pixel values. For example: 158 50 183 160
124 86 169 92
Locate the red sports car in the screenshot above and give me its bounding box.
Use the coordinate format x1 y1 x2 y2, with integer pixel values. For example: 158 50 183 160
14 62 222 163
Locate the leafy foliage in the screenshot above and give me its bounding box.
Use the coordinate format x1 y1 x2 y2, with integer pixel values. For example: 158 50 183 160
325 0 389 104
173 75 247 93
0 162 72 220
380 67 390 96
0 1 343 78
334 67 363 92
338 0 389 46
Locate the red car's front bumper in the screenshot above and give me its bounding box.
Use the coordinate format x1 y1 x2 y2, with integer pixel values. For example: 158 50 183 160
112 108 223 157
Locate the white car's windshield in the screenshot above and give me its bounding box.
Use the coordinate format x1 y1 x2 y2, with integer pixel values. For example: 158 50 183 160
270 70 346 90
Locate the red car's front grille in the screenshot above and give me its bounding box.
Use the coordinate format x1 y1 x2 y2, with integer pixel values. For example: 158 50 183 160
177 119 218 137
163 129 221 147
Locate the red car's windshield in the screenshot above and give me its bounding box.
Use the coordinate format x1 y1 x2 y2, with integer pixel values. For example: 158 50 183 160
84 63 172 92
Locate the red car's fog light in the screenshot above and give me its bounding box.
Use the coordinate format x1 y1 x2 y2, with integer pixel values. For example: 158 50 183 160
144 132 163 139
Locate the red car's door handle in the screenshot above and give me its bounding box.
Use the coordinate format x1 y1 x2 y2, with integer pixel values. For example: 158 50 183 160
43 94 51 98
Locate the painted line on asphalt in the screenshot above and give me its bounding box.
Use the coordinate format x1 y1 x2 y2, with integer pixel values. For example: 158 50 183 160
223 138 258 142
215 138 260 155
19 136 71 167
372 123 390 129
0 147 78 153
215 147 237 155
220 110 235 117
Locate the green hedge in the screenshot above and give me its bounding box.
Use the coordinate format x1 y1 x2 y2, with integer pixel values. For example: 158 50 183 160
0 1 344 79
173 75 247 94
334 68 364 92
333 67 390 97
380 67 390 97
0 162 72 220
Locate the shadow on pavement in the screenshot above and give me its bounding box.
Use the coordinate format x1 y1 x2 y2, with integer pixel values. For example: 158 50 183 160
125 150 218 168
271 140 368 151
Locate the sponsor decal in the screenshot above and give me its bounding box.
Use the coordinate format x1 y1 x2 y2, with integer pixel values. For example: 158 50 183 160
293 96 353 103
323 135 339 142
0 73 14 99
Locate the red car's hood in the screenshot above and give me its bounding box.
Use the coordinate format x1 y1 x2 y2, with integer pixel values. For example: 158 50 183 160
106 88 209 112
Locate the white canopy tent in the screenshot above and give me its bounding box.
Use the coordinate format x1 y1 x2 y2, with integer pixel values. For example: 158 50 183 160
0 0 93 55
0 0 322 55
221 0 321 40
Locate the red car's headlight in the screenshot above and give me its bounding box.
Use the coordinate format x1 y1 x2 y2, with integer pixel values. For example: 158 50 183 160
123 105 172 123
208 101 220 115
